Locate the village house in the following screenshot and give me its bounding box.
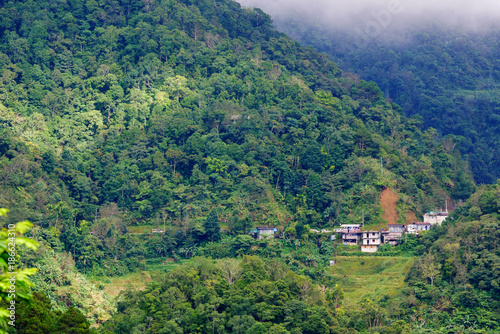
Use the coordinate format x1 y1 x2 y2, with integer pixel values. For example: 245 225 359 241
336 224 362 232
337 224 363 245
382 224 405 245
342 231 362 245
254 227 278 239
423 211 448 226
361 231 382 253
406 223 417 235
407 222 431 235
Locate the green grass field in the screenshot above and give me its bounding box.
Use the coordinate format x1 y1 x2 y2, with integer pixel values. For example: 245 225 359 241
127 224 229 234
95 258 186 296
330 256 415 304
96 271 152 297
126 224 158 233
145 258 186 271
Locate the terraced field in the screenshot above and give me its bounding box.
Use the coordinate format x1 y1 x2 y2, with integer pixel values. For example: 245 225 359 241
329 256 415 303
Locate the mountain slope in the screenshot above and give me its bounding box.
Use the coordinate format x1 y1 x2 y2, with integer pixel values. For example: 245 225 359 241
0 0 476 301
0 0 473 222
267 15 500 184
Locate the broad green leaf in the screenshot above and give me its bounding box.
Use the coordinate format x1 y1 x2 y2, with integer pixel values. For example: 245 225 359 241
14 221 33 234
14 237 40 250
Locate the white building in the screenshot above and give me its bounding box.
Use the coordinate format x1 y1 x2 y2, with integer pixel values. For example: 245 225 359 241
406 222 432 235
361 231 381 253
255 227 277 239
423 211 448 226
337 224 363 245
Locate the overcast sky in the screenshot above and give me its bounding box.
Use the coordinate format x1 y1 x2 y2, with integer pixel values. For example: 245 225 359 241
236 0 500 33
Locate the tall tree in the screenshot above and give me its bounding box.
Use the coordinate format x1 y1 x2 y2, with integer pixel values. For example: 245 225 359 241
203 210 220 243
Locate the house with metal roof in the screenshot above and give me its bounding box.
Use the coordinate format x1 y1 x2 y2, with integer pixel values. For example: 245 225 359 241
407 222 432 235
382 224 405 245
255 227 278 239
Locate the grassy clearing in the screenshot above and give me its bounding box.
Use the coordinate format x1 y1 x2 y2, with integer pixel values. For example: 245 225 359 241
95 258 187 297
96 271 152 297
127 224 229 234
145 258 186 271
127 224 158 233
330 256 415 304
361 221 389 232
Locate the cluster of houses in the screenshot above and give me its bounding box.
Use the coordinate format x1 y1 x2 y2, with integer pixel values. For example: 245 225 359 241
238 211 450 254
336 210 448 253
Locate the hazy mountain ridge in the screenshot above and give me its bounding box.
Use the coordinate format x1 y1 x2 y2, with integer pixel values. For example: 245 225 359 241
237 0 500 184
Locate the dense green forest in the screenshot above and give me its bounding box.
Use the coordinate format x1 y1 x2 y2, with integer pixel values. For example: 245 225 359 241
0 0 494 332
271 16 500 184
93 183 500 333
0 0 475 274
10 182 500 333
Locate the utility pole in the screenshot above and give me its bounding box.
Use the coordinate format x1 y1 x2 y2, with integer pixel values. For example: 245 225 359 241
362 209 364 228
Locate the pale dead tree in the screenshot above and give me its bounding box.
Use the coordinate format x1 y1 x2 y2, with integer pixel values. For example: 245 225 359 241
99 202 127 234
251 54 262 68
268 64 282 81
142 0 154 12
455 262 469 285
442 137 456 153
204 32 219 49
217 259 243 285
91 220 111 242
419 253 442 285
463 236 474 264
298 279 312 298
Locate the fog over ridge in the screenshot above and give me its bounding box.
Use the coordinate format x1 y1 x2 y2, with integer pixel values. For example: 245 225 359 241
236 0 500 33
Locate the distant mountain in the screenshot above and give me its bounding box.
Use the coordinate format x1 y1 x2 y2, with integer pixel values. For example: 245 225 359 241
269 15 500 185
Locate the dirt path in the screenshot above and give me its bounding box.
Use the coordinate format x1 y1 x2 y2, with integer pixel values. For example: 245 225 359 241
380 188 398 225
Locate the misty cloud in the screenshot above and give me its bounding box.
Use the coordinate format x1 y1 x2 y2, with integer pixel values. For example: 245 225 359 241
236 0 500 34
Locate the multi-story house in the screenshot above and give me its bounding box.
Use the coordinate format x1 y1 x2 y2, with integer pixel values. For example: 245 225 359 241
361 231 382 252
382 224 405 245
338 224 363 245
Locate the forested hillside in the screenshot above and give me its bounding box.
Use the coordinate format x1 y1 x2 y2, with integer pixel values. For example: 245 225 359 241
0 0 485 332
0 0 474 243
403 181 500 331
103 181 500 333
271 16 500 184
